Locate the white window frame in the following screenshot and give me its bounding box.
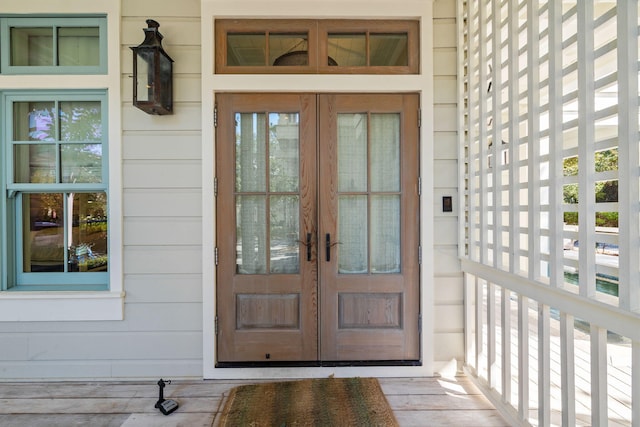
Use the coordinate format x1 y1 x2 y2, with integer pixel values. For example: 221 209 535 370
0 2 122 321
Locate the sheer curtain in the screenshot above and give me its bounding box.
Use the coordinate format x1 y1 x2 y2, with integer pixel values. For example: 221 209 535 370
337 112 401 274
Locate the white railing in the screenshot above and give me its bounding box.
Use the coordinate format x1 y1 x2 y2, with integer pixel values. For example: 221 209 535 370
463 260 638 426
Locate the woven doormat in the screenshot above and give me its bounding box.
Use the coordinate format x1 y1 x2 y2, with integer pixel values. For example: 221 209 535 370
217 377 399 426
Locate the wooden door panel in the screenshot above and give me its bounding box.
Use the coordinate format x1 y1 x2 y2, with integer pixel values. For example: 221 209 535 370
216 93 318 363
318 93 420 362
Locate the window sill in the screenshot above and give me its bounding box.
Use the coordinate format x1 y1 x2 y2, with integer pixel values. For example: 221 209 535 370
0 291 124 321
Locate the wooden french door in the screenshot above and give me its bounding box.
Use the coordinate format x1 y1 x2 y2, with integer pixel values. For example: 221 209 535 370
216 93 419 364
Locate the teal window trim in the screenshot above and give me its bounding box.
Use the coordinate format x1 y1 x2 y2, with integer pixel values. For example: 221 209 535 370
0 16 107 75
2 90 109 292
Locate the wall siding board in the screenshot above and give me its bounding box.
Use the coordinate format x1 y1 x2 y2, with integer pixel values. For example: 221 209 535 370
123 161 202 188
124 246 202 275
123 189 201 217
122 104 202 131
124 218 202 246
124 275 202 303
26 332 202 361
122 133 202 160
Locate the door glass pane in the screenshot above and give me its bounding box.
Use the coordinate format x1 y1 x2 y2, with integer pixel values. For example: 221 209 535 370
371 113 400 191
328 33 366 66
236 113 267 192
10 27 53 66
68 192 108 272
270 195 299 273
23 193 64 272
270 34 308 66
371 195 400 273
269 113 299 192
236 195 267 274
338 195 368 274
338 113 367 192
58 27 100 66
227 33 266 66
370 34 408 66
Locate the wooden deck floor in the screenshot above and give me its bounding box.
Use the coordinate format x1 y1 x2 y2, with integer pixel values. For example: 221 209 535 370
0 375 509 426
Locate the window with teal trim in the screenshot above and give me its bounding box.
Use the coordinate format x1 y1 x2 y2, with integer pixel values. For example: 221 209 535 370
0 16 107 74
3 91 109 291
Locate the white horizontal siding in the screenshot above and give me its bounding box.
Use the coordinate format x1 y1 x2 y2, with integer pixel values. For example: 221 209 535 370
432 0 462 373
0 0 204 380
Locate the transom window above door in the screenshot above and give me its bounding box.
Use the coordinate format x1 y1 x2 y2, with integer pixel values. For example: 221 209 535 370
215 19 419 74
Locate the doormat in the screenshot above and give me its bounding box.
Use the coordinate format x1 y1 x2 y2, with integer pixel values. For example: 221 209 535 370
217 377 399 427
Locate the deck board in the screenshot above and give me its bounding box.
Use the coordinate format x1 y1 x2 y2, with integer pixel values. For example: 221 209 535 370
0 376 508 426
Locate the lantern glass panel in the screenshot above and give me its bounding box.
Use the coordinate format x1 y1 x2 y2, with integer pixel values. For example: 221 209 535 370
135 50 154 102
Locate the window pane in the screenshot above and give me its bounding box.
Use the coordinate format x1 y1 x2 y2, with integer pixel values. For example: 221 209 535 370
339 195 368 274
270 195 299 274
58 27 100 66
69 192 108 272
236 195 267 274
10 27 53 66
14 144 56 183
338 113 367 192
227 33 266 66
60 101 102 141
236 113 267 192
328 33 366 66
370 33 408 66
269 113 299 192
23 193 64 272
370 113 400 191
14 102 56 141
270 33 308 65
61 144 103 183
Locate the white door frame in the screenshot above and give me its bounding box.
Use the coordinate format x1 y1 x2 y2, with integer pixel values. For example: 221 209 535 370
200 0 435 379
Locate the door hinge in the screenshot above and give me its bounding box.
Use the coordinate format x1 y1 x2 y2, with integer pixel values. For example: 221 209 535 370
418 245 422 265
215 247 219 266
215 315 219 335
418 313 422 333
214 105 218 128
418 108 421 128
214 177 218 197
417 177 421 196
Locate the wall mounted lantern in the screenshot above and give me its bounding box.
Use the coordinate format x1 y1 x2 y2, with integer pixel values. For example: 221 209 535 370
130 19 173 115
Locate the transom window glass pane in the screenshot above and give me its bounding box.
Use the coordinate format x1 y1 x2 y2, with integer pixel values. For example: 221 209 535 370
58 27 100 66
328 33 366 66
10 25 100 68
370 34 408 66
270 34 308 66
10 27 53 66
22 192 108 273
227 34 266 66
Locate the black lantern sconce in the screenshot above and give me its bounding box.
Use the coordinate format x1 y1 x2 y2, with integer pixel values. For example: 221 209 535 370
130 19 173 115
